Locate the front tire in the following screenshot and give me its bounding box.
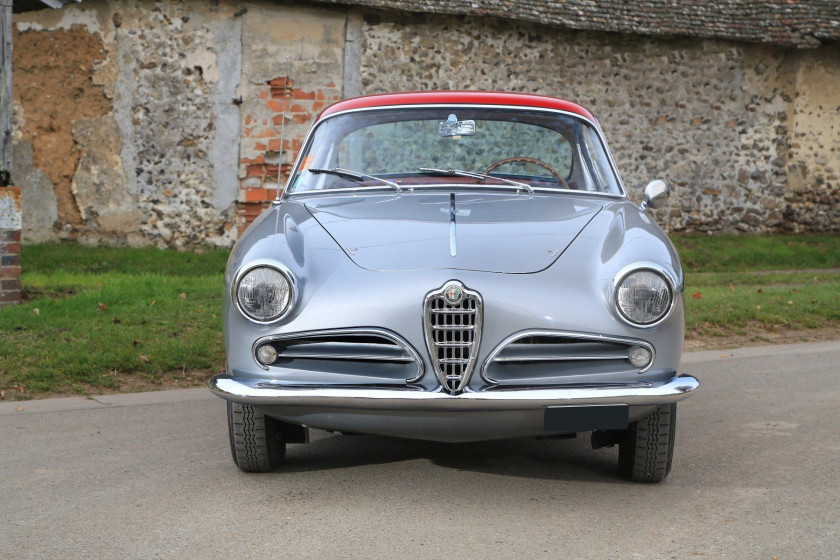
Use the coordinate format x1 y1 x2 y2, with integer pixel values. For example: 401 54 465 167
227 401 286 472
619 403 676 483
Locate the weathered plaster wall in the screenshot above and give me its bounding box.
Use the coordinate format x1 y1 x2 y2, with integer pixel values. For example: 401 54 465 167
13 23 112 232
13 0 246 247
12 0 347 246
357 14 839 233
786 49 840 230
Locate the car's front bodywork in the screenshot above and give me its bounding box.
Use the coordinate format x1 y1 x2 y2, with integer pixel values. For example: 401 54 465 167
210 92 698 477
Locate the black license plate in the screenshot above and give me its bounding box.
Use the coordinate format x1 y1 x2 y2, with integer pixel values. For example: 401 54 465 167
544 405 629 432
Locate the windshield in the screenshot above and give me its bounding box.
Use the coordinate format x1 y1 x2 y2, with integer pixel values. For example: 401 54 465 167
287 107 623 195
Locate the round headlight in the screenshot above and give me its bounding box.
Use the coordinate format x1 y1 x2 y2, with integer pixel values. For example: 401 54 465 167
615 269 673 326
235 265 293 322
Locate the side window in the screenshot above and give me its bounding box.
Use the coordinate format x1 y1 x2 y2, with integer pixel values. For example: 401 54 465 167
581 126 621 194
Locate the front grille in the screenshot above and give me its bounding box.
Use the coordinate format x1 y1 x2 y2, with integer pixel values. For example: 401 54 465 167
423 281 483 392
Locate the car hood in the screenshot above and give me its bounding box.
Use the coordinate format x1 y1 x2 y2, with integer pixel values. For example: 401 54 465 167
304 192 604 274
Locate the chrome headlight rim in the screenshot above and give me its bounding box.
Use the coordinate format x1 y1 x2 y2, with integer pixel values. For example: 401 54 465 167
232 259 298 325
613 264 676 328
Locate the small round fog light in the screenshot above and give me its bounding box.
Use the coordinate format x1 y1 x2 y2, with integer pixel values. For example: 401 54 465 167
629 346 652 369
256 344 278 365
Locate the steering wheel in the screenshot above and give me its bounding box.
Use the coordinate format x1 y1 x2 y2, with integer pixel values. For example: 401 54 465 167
483 157 569 189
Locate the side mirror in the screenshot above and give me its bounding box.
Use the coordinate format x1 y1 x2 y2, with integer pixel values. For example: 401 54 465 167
640 180 670 212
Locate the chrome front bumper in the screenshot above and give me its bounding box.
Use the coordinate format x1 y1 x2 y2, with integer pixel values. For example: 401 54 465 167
209 374 698 442
209 374 698 411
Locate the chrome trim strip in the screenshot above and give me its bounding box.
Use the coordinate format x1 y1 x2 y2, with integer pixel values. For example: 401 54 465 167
274 352 415 362
492 354 631 363
251 327 425 382
285 184 624 199
208 373 699 410
449 193 457 257
281 103 627 199
480 329 656 384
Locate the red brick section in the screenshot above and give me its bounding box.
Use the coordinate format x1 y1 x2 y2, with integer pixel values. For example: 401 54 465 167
1 187 23 307
237 77 340 235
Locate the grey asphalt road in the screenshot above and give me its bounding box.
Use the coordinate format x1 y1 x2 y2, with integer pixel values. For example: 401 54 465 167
2 342 839 559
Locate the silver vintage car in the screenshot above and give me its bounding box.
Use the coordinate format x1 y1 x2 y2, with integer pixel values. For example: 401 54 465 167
209 91 699 482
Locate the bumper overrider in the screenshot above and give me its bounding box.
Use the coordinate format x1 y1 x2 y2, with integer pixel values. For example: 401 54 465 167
208 373 699 442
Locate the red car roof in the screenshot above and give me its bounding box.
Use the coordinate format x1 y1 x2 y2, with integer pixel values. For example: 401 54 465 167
317 91 595 122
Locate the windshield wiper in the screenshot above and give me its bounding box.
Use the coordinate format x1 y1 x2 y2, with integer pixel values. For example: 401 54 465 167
418 167 533 194
308 167 402 193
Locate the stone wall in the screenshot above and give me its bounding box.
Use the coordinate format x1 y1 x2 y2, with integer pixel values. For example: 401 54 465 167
355 13 839 232
9 1 839 247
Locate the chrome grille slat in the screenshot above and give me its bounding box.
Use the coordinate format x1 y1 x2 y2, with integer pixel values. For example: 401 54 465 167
481 330 656 385
277 352 416 362
423 281 483 392
276 341 415 362
493 354 629 363
252 328 424 383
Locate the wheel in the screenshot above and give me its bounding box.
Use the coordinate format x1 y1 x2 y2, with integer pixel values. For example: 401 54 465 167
619 403 676 483
227 401 286 472
483 156 569 188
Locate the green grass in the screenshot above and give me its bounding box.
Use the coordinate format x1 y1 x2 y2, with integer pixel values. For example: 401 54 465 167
0 244 229 396
684 272 840 334
20 244 229 276
1 237 838 396
672 234 840 273
673 235 840 335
